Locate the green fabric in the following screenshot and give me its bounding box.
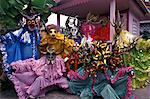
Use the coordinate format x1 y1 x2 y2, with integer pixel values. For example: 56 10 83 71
69 68 94 97
112 75 128 97
101 84 120 99
123 42 150 89
68 67 129 99
80 96 93 99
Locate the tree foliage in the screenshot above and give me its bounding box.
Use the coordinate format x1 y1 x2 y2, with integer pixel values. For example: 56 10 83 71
0 0 57 33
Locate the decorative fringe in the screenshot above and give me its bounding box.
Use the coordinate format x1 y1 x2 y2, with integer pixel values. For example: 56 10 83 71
68 70 89 80
11 76 27 99
0 43 12 79
125 76 132 99
110 67 134 99
111 67 133 84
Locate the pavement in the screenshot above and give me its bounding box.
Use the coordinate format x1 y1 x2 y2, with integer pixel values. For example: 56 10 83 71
0 84 149 99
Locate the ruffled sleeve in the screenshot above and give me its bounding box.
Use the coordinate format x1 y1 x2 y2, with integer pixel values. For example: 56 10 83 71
11 58 36 73
32 57 46 76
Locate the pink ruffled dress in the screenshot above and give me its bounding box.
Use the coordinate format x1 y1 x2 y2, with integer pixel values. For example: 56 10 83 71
11 56 68 99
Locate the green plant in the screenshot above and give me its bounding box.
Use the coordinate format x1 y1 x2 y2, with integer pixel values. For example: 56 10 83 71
0 0 57 33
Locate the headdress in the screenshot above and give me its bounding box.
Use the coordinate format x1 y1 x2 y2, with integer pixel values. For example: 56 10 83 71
19 0 40 31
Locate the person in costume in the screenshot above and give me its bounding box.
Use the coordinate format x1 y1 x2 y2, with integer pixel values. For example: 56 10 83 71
66 11 136 99
0 4 43 92
66 41 135 99
9 24 74 99
65 16 83 44
123 38 150 89
10 46 68 99
40 24 74 57
0 9 41 78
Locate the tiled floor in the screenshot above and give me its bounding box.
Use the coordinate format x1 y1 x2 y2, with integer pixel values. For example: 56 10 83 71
0 85 149 99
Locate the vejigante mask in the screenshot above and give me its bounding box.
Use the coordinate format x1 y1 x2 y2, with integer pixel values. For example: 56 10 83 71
46 46 56 64
20 10 40 31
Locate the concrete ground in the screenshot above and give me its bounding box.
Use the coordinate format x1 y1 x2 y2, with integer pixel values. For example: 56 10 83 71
133 85 150 99
0 85 149 99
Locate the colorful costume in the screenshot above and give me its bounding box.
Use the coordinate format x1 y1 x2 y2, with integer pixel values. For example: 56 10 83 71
65 16 82 44
5 26 40 63
40 24 74 57
68 67 134 99
10 24 71 99
0 11 41 77
124 38 150 89
11 56 68 99
66 41 135 99
0 26 40 77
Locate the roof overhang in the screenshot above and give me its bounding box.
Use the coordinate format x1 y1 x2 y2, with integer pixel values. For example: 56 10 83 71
140 20 150 23
134 0 149 13
51 0 150 20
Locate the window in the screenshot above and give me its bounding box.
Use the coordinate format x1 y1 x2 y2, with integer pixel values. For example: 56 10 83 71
46 12 57 26
60 14 69 28
46 13 69 27
145 0 149 2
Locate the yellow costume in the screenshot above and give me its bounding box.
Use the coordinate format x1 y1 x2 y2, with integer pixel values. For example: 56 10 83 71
40 25 74 57
115 30 138 51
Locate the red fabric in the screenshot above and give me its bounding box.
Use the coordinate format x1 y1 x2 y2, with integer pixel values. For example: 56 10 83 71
81 22 110 41
92 23 110 41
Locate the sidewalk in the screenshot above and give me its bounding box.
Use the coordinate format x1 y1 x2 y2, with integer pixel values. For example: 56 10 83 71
0 85 149 99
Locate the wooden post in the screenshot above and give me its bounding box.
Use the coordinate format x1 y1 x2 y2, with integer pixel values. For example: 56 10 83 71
110 0 116 41
57 13 60 26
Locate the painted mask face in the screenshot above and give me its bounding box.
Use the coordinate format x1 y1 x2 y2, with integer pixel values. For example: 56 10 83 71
72 43 80 51
68 18 75 27
66 16 79 28
115 25 122 34
46 48 56 63
70 26 78 36
27 19 36 31
48 29 57 38
69 18 74 24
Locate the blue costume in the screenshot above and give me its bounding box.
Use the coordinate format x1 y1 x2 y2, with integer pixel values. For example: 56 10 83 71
0 25 40 75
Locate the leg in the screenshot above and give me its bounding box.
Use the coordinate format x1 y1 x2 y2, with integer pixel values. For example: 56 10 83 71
14 72 37 86
27 76 50 97
101 84 120 99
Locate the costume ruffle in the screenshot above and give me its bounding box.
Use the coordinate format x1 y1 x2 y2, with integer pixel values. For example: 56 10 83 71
11 56 68 99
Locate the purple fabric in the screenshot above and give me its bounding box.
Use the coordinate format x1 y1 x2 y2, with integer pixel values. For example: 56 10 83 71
11 56 68 99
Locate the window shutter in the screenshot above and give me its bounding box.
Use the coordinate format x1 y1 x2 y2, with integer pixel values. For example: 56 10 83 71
132 19 138 35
